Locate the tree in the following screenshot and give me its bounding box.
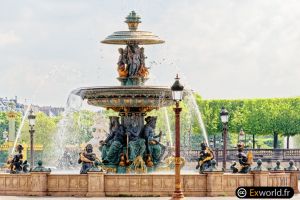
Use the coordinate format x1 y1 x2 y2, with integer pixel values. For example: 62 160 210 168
20 112 59 163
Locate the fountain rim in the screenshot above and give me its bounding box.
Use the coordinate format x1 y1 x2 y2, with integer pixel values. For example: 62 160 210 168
71 86 191 96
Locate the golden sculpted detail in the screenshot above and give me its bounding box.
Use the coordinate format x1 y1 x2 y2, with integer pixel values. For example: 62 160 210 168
133 155 147 173
117 45 149 78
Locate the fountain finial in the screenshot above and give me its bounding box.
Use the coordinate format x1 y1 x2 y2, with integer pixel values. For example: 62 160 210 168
125 11 141 31
102 11 164 45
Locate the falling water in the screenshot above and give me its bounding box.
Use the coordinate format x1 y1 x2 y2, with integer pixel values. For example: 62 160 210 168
11 66 60 154
11 105 31 154
49 93 84 166
187 91 209 145
163 107 173 146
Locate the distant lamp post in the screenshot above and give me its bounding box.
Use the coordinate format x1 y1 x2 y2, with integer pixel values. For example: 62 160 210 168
3 130 8 142
239 128 245 143
209 137 214 148
248 140 252 149
171 74 184 200
28 109 36 170
220 107 229 171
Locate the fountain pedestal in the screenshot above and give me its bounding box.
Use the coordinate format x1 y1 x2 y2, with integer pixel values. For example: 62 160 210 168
205 171 224 197
86 172 105 197
251 170 269 186
286 171 300 193
30 172 50 196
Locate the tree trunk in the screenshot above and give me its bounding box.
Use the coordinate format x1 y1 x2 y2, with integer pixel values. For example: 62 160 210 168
287 135 290 149
188 126 191 148
273 132 278 149
213 135 216 148
252 134 255 149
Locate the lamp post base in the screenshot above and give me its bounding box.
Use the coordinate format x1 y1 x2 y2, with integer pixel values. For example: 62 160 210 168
171 190 184 200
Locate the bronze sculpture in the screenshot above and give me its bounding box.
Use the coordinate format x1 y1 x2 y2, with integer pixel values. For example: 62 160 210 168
100 117 126 165
140 116 164 166
273 160 284 171
196 142 214 173
231 142 253 173
126 119 146 164
7 144 29 174
78 144 101 174
31 160 51 172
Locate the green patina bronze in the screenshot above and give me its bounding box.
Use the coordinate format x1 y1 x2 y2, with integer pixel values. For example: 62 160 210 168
285 160 298 171
31 160 51 172
273 160 284 171
252 159 267 171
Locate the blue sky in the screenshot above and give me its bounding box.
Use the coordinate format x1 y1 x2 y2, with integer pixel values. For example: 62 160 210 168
0 0 299 106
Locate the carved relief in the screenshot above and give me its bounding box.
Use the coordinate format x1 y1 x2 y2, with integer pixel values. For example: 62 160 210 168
19 177 28 189
0 177 5 189
70 177 79 188
48 178 58 189
79 177 88 188
5 177 12 188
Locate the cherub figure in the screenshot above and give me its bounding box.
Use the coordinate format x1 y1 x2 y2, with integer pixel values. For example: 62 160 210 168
231 142 253 173
117 48 128 77
196 142 214 173
78 144 101 174
7 144 29 174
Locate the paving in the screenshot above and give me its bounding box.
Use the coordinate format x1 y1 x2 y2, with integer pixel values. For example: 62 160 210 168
1 196 300 200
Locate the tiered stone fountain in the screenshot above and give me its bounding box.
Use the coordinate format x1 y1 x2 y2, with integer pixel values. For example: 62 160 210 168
73 11 176 174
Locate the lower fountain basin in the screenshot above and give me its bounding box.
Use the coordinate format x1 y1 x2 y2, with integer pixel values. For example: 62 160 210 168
0 171 296 197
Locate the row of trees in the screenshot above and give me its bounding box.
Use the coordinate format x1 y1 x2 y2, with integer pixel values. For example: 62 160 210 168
197 96 300 149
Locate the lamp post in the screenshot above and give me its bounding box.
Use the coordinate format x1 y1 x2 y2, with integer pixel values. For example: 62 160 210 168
2 130 8 142
220 107 229 171
28 109 36 170
209 137 214 148
239 128 244 143
171 74 184 200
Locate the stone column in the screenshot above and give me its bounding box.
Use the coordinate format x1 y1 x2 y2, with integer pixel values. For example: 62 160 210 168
287 171 299 193
205 172 223 196
251 171 269 187
87 172 105 197
30 172 50 196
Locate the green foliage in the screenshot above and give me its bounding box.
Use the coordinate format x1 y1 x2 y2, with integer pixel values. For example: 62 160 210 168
0 111 22 163
64 110 96 144
0 112 9 145
20 112 59 155
198 97 300 148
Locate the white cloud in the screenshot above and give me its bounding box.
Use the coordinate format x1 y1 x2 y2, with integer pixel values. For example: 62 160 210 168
0 31 21 45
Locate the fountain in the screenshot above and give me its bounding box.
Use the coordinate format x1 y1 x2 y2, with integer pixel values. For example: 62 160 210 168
0 11 298 198
72 11 184 174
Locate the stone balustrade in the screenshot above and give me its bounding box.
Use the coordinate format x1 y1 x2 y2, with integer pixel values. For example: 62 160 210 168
0 171 298 197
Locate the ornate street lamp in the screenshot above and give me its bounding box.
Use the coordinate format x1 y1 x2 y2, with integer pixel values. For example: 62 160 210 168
28 108 36 170
171 74 184 200
220 107 229 171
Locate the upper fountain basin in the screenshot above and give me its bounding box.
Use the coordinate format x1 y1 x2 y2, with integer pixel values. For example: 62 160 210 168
101 31 164 45
72 86 185 112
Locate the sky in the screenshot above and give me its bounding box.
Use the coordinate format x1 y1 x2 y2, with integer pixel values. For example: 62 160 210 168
0 0 299 107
